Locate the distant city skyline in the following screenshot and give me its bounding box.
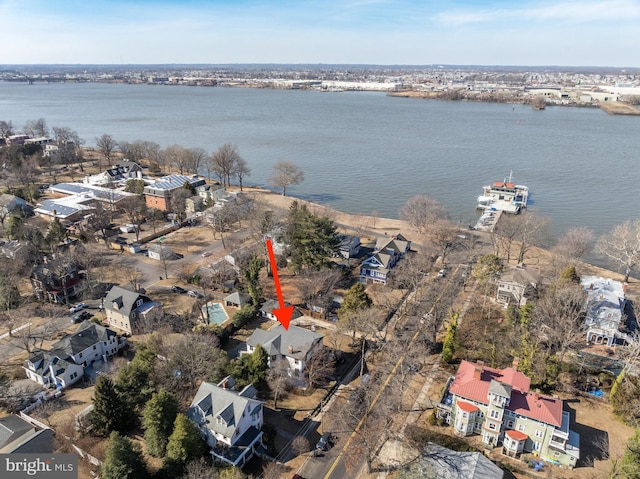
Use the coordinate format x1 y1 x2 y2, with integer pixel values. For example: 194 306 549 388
2 0 639 67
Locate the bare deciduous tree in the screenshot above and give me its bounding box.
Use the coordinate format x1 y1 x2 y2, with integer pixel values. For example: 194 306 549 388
234 157 251 191
267 359 290 409
211 143 241 187
95 133 117 167
553 226 594 262
118 196 147 242
23 118 48 138
596 219 640 282
399 195 448 233
270 160 304 196
427 219 460 266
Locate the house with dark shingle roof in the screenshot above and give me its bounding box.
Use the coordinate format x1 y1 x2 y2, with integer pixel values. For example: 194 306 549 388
437 360 579 468
224 291 251 309
259 299 302 321
245 324 323 378
360 233 411 285
410 442 505 479
496 266 541 306
103 285 163 335
0 415 54 453
187 377 264 467
23 321 125 389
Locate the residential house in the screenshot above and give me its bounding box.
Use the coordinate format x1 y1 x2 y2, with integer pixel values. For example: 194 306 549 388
496 266 541 306
147 244 173 261
259 299 302 322
0 193 28 217
24 321 126 389
0 240 28 261
582 276 630 346
360 233 411 285
409 443 505 479
224 291 252 309
143 174 206 211
31 260 84 303
245 324 324 378
437 360 579 468
0 415 54 453
185 196 204 215
336 234 361 259
187 377 264 467
83 162 143 186
102 285 163 335
23 352 84 390
196 183 226 204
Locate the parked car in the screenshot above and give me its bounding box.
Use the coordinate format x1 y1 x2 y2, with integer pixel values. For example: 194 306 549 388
187 290 202 298
171 285 187 294
69 302 86 313
72 311 92 323
316 432 332 451
437 269 446 278
201 251 212 258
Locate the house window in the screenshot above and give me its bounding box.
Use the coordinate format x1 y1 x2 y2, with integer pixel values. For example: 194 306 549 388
462 412 468 419
93 345 97 350
490 409 500 419
535 430 543 438
533 441 541 451
517 424 526 432
507 421 514 429
489 423 497 430
79 352 83 358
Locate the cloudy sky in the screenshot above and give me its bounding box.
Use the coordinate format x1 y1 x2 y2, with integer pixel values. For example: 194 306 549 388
1 0 638 66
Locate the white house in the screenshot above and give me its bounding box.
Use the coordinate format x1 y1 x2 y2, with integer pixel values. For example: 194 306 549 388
582 276 630 346
496 266 540 306
23 321 125 389
259 299 302 322
245 324 324 378
187 377 264 467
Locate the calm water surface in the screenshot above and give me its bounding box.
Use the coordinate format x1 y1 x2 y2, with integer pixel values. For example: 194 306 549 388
1 82 639 238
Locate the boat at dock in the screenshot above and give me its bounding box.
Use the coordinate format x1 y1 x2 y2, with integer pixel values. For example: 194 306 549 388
477 172 529 214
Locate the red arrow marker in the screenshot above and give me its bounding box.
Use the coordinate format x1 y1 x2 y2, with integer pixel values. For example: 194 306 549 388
265 238 293 330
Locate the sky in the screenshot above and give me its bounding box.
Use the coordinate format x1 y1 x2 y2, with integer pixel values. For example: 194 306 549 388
1 0 639 67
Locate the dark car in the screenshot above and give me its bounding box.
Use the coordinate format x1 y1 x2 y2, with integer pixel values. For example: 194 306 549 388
316 432 332 451
72 311 92 323
171 285 187 294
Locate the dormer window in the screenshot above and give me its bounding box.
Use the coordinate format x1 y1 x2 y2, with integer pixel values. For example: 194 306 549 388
112 301 120 310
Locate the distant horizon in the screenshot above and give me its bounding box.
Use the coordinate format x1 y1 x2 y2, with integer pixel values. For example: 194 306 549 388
2 1 638 67
2 63 639 72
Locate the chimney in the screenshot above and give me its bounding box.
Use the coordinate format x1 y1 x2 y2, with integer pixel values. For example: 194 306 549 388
623 283 628 295
473 361 484 380
512 358 519 370
221 378 229 389
288 345 293 354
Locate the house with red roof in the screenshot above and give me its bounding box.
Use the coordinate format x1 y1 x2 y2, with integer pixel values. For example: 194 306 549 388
437 360 579 469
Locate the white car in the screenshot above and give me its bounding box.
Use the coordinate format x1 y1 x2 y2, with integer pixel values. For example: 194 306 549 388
201 251 212 258
187 290 202 298
69 302 86 313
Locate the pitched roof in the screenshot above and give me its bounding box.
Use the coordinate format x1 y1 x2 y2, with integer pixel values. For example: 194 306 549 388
500 267 540 286
450 361 562 427
0 416 33 449
246 324 323 360
224 291 251 307
50 321 117 356
188 380 262 442
103 285 151 315
457 401 479 413
418 443 504 479
505 429 528 442
259 299 302 319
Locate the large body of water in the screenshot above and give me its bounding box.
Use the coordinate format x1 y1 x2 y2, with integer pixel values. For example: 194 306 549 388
1 81 638 238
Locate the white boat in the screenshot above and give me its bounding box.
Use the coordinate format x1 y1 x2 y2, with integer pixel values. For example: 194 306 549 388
477 171 529 214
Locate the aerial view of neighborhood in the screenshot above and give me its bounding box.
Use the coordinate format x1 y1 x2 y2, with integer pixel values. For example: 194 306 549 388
2 1 640 479
2 61 640 479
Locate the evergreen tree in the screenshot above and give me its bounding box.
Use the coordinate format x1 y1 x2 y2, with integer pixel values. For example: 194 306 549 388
338 283 373 322
163 413 207 477
143 390 179 457
242 255 263 305
101 431 148 479
116 345 157 411
46 217 67 245
6 215 23 240
559 264 581 284
229 343 270 388
284 201 339 270
92 375 134 436
441 311 459 363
